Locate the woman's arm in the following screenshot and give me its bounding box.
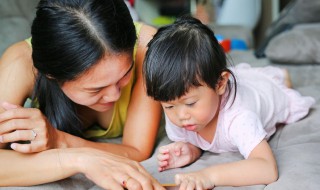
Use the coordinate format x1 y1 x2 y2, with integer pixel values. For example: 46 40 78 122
0 41 35 149
122 24 162 160
175 140 278 188
0 147 164 189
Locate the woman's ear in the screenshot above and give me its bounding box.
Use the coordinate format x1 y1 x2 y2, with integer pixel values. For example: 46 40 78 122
216 71 230 95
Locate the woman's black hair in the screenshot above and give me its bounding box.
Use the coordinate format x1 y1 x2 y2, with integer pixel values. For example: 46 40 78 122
143 15 236 104
31 0 136 136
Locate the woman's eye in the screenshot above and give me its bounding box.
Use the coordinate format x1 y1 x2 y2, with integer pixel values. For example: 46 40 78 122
88 89 101 94
118 70 132 87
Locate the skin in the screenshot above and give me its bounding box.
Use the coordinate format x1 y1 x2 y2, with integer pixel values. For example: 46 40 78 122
157 72 278 189
0 24 164 190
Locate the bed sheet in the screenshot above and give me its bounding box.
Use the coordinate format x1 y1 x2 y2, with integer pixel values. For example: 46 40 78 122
2 50 320 190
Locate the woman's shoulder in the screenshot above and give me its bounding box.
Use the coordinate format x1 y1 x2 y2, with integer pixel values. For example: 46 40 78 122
0 41 36 98
134 23 157 69
136 23 157 51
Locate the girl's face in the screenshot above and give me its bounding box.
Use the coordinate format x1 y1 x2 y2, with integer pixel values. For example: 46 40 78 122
61 53 133 112
162 86 221 133
161 72 229 133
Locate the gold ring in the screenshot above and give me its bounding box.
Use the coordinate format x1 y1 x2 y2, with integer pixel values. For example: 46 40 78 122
122 176 132 188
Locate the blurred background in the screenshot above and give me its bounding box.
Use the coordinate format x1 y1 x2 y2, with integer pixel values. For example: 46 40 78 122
0 0 318 58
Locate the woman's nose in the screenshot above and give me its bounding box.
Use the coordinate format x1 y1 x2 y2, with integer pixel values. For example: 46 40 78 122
102 85 121 102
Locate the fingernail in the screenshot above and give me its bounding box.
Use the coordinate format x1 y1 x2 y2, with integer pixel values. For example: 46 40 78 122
10 143 16 150
0 136 3 143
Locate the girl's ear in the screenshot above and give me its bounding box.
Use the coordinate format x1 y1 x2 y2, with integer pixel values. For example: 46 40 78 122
216 71 230 95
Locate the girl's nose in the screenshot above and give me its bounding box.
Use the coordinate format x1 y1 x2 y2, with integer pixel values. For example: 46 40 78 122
178 107 190 121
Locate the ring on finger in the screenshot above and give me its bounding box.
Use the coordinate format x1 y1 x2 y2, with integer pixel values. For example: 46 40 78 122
31 129 37 141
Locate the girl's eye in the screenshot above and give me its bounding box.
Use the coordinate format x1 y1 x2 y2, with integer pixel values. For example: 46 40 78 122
186 102 196 107
164 105 174 109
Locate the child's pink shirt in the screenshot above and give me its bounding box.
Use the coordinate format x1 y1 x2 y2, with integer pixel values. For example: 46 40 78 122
165 63 315 158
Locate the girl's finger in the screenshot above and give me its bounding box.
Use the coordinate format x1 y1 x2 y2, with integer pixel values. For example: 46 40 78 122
158 160 168 167
179 179 189 190
157 152 170 161
175 174 183 185
186 180 196 190
195 181 203 190
158 146 170 154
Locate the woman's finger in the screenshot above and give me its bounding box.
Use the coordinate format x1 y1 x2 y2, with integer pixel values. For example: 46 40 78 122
0 129 36 143
96 176 123 190
121 175 142 190
1 102 19 110
0 107 41 122
0 118 34 135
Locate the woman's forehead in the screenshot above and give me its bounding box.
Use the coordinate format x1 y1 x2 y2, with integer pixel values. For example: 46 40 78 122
76 53 132 84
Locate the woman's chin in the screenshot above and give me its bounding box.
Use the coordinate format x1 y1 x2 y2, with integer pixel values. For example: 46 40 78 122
92 102 115 112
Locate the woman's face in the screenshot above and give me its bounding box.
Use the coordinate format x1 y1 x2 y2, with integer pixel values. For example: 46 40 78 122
61 53 133 112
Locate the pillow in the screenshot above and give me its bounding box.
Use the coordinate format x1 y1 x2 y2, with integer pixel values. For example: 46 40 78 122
265 24 320 64
254 0 320 58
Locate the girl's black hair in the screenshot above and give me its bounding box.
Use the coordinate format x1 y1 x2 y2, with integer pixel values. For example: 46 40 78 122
31 0 136 136
143 15 236 104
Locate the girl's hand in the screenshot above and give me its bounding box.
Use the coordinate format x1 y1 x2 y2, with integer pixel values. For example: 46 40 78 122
73 148 165 190
157 142 199 172
175 170 215 190
0 102 59 153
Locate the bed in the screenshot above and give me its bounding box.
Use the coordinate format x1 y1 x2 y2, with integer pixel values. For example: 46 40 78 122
2 50 319 190
1 0 320 189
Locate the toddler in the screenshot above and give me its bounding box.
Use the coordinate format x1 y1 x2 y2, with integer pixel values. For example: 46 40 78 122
143 16 315 189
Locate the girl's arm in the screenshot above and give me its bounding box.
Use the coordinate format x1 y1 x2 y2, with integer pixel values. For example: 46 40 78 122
175 140 278 188
208 140 278 186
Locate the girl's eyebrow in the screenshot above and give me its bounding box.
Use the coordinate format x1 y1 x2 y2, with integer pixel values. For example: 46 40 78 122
84 61 134 91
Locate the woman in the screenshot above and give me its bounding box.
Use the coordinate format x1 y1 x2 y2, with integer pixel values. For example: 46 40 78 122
0 0 163 189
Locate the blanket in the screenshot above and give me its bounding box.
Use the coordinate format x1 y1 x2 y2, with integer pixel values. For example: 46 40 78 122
2 50 320 190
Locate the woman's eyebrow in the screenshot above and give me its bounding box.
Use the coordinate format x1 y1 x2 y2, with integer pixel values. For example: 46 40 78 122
83 61 134 91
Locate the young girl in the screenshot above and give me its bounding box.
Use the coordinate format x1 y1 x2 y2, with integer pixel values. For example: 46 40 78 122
0 0 163 189
143 16 315 189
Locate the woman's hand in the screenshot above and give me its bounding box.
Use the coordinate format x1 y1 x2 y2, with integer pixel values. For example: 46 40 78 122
0 102 59 153
157 142 202 172
70 148 165 190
